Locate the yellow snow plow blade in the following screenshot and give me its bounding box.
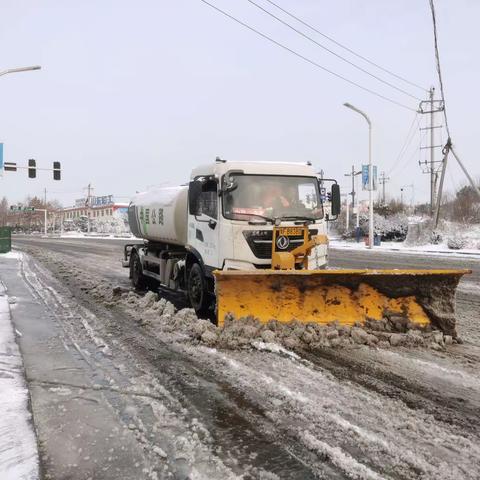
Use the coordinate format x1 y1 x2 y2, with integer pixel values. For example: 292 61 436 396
214 269 470 337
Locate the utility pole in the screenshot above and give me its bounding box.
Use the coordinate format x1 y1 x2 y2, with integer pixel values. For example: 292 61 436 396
434 139 451 228
319 169 324 189
429 88 435 214
84 183 94 233
418 87 444 216
378 172 390 204
344 165 361 229
43 187 48 232
345 193 349 231
31 208 48 236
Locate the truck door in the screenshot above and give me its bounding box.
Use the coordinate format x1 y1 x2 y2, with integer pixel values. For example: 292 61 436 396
188 179 220 269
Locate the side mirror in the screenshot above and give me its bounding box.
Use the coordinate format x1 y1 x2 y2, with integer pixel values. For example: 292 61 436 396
330 184 341 216
188 180 203 215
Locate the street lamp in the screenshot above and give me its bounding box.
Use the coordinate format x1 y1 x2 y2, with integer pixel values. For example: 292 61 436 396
0 65 41 78
343 102 374 248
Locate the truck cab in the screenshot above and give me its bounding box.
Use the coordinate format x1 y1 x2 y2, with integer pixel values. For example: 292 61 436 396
188 159 332 271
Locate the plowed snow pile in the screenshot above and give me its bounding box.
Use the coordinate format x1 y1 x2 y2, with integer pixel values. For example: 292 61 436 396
93 286 454 352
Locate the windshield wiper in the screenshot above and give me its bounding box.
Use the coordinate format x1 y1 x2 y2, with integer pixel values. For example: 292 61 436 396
230 212 275 223
278 215 316 223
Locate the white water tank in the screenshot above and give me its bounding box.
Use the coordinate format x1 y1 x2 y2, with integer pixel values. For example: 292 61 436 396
129 186 188 245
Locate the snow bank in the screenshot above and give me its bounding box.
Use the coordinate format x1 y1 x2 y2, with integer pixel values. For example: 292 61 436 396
406 219 480 251
0 285 39 480
332 218 480 257
54 232 139 240
331 239 480 258
0 251 22 259
336 218 480 254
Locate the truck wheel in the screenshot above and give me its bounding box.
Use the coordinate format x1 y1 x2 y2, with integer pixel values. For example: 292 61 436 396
188 263 211 316
130 251 147 290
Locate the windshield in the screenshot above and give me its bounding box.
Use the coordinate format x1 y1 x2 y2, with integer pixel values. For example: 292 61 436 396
223 174 323 221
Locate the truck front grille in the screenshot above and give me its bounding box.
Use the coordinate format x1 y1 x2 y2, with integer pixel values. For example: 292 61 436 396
243 229 318 259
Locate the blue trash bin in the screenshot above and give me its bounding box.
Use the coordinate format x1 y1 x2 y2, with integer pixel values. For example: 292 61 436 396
355 227 362 243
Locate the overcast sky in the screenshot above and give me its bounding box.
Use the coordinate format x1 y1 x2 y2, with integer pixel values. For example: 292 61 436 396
0 0 478 207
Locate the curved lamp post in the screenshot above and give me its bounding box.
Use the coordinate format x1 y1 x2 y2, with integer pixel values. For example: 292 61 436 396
0 65 41 78
343 102 374 248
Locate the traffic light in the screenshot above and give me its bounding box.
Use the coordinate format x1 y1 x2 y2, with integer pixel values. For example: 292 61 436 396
4 162 17 172
53 161 61 180
28 159 36 178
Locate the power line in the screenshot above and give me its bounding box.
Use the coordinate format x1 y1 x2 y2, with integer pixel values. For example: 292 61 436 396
198 0 417 112
402 129 427 173
389 119 426 180
387 112 420 175
429 0 450 137
245 0 421 101
429 0 480 201
263 0 427 93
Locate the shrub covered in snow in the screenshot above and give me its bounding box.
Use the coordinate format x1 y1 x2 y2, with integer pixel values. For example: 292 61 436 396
334 213 408 241
91 212 130 235
405 218 480 250
62 210 130 235
447 236 467 250
373 213 408 241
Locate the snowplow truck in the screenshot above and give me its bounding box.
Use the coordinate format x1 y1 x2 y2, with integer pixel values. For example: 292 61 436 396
123 159 469 338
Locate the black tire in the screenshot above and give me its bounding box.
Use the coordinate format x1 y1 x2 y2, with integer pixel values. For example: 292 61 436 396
187 263 211 316
130 251 147 290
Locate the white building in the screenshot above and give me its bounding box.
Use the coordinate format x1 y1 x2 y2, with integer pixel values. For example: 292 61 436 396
62 195 128 221
62 195 130 234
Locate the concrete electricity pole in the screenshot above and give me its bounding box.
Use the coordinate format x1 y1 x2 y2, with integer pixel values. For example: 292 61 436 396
429 87 436 214
419 87 444 216
85 183 94 233
344 165 361 229
378 172 390 204
344 102 374 248
345 193 349 231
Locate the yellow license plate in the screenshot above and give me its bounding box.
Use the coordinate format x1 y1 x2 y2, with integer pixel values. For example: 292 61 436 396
278 227 303 236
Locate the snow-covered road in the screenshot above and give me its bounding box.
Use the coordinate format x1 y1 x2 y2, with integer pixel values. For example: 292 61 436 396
8 235 480 479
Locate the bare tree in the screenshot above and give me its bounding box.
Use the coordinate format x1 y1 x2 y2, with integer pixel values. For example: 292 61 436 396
0 197 8 226
452 185 480 224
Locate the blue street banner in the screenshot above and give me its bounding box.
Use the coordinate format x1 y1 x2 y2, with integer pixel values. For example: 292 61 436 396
362 164 377 191
0 143 3 173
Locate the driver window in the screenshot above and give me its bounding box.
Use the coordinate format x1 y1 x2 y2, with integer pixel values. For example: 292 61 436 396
199 180 218 219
